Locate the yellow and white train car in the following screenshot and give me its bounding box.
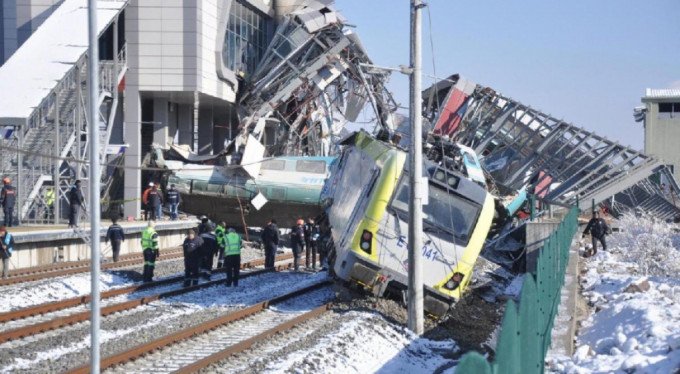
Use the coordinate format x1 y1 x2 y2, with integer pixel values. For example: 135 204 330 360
321 131 495 315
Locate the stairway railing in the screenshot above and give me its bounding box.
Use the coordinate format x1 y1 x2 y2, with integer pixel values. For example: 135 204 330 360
10 43 127 224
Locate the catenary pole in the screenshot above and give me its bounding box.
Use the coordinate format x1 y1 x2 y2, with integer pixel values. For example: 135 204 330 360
87 0 101 371
407 0 424 335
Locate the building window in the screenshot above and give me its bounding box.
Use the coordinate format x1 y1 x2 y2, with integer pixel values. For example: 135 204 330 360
658 102 680 119
223 1 271 77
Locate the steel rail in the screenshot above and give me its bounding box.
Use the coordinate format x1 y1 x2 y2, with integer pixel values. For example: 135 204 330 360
66 280 332 374
0 253 292 323
0 247 185 286
6 247 185 277
175 303 331 373
0 255 294 343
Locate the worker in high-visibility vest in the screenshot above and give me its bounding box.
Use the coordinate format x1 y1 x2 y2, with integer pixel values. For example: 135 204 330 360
141 221 159 282
215 222 226 268
44 187 55 221
223 228 242 287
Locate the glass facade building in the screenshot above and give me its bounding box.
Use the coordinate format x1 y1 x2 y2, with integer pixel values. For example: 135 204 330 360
223 1 271 77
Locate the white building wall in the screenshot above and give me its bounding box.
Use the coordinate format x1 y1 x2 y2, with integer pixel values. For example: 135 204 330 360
197 0 235 102
125 0 236 99
644 102 680 181
123 0 245 217
126 0 199 92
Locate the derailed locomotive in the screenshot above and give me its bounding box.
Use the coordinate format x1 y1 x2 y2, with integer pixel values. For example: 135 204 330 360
321 131 497 315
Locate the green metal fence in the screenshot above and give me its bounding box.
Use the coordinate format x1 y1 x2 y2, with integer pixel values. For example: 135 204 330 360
457 207 579 374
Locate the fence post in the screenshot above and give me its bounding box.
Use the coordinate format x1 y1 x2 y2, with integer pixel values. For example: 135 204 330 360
493 300 520 374
519 275 541 374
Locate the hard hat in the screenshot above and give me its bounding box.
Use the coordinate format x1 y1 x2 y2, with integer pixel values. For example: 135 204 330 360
2 177 10 184
149 182 154 187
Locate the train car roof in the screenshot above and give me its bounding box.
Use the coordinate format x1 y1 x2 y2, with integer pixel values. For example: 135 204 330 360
269 156 336 163
423 161 488 207
344 130 488 206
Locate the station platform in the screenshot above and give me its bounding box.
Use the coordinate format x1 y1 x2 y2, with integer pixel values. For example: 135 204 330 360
6 219 199 270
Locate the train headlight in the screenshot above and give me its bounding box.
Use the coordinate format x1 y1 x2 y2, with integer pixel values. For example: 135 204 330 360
444 272 465 290
360 230 373 254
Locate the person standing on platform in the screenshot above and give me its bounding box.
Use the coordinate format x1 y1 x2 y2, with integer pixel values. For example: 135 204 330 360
166 184 181 220
141 221 159 282
262 219 279 269
105 219 125 262
148 184 162 221
0 226 14 279
44 186 55 221
291 219 305 272
182 229 203 287
224 228 242 287
68 180 84 228
142 182 154 221
215 221 227 268
0 177 16 227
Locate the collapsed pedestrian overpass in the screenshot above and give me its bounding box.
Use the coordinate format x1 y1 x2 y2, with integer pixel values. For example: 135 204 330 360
422 75 680 220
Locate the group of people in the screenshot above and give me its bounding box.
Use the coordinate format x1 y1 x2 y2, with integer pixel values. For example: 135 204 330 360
289 217 325 272
1 177 84 228
142 182 181 221
182 216 243 287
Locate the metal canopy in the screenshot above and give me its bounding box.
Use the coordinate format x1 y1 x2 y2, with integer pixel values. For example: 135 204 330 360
234 2 397 158
423 75 680 220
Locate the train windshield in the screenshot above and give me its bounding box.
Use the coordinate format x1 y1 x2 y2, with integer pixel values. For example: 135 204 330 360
391 179 481 243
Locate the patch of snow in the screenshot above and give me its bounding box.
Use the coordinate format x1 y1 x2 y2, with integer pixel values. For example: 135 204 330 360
547 215 680 373
608 213 680 277
0 271 136 312
260 311 457 373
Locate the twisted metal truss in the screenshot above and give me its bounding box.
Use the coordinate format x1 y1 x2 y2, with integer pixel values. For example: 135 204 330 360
423 75 680 220
236 3 396 157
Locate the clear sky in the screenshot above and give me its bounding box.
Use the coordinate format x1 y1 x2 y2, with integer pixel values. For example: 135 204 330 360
335 0 680 150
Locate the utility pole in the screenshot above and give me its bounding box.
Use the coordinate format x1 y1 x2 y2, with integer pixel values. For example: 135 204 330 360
407 0 424 335
87 0 101 372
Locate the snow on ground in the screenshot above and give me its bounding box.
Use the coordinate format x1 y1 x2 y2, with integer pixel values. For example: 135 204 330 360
547 214 680 373
0 271 136 312
260 311 457 373
0 246 268 312
0 270 330 372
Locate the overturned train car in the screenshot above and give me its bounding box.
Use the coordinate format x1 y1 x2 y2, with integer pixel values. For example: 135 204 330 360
321 131 496 315
168 156 335 227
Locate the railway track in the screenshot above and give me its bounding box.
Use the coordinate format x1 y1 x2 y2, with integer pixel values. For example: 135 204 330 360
0 254 295 344
66 281 333 374
0 247 186 286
